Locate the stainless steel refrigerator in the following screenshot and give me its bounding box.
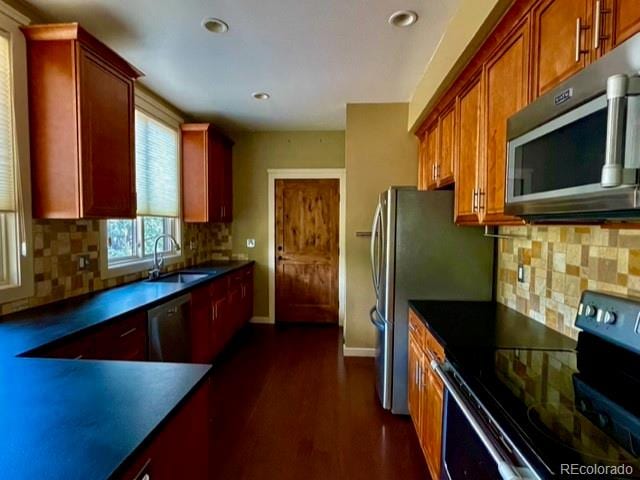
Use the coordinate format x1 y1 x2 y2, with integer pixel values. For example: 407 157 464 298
370 187 494 414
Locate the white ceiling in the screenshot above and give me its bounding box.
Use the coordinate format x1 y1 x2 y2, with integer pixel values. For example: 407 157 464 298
24 0 460 131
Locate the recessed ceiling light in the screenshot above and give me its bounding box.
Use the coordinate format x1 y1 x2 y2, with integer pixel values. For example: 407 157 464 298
202 17 229 34
252 92 271 100
388 10 419 27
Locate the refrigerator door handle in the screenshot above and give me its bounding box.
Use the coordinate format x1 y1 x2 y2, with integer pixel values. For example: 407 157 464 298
370 201 382 295
370 307 385 328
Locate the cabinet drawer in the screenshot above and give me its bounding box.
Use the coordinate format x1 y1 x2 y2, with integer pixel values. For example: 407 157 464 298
96 312 147 361
408 310 426 346
41 334 96 360
425 329 445 364
209 278 228 300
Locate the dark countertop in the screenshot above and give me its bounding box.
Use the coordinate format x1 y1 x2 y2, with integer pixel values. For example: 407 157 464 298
0 358 211 480
408 300 577 360
0 260 254 358
0 260 253 479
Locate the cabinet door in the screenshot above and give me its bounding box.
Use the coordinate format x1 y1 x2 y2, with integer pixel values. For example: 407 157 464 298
454 74 483 225
78 47 136 218
425 122 439 190
437 103 456 187
423 364 444 480
483 19 530 225
191 286 213 363
211 293 230 358
182 129 210 223
408 336 423 435
221 142 233 222
612 0 640 47
417 133 429 191
531 0 592 98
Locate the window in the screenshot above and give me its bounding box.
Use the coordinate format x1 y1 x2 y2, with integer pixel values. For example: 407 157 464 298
104 99 183 276
0 5 33 302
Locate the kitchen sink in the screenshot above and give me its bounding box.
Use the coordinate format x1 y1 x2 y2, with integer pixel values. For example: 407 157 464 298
155 272 209 284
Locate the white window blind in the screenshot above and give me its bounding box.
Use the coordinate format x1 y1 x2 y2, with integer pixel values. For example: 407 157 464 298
0 32 15 213
135 110 179 217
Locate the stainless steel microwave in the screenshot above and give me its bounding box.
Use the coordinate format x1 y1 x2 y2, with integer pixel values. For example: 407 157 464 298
505 32 640 221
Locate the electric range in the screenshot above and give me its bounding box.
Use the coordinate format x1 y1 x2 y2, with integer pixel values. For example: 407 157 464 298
436 291 640 479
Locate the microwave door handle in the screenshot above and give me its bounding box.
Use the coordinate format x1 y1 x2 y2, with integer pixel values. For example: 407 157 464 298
432 360 535 480
370 202 382 294
602 74 629 188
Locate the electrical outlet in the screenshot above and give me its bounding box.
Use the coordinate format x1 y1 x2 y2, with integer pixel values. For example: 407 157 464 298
246 238 256 248
78 255 90 271
517 264 525 283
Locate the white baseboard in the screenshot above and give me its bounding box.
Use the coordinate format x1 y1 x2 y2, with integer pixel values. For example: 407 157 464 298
343 346 376 357
250 316 273 324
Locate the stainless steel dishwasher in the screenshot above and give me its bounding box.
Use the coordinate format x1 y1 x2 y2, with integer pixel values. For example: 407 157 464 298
147 294 191 362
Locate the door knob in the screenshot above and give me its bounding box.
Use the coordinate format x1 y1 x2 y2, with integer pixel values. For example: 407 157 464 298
278 256 283 260
278 246 283 251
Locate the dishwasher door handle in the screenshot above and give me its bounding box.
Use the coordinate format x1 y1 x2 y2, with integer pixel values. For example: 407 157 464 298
431 360 538 480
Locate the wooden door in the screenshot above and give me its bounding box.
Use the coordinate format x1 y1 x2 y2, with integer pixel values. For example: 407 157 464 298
422 363 444 480
531 0 592 98
275 179 339 323
437 103 456 187
613 0 640 47
483 19 530 225
78 47 136 218
425 123 439 190
408 335 422 434
455 74 483 225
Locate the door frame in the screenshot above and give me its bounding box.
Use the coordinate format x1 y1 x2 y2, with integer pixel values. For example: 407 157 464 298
268 169 346 325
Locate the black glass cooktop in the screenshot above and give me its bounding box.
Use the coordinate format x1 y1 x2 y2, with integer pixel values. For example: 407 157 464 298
454 333 640 478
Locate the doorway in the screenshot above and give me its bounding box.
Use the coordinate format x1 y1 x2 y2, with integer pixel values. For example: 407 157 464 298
274 178 339 323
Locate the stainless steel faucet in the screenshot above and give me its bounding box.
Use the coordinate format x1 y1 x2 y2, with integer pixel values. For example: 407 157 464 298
149 234 181 280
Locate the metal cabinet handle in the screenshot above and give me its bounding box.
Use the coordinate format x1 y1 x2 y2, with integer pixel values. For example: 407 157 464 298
472 189 479 213
74 355 83 360
575 17 590 62
119 327 137 338
478 189 485 211
593 1 611 50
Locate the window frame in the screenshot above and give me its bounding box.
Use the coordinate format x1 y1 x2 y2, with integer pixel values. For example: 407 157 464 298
0 3 34 304
100 88 184 280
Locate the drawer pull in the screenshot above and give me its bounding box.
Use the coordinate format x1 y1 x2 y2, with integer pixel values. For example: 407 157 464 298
119 327 137 338
74 355 83 360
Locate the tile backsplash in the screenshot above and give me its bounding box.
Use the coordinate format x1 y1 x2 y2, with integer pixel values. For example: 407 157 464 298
497 225 640 340
0 220 232 316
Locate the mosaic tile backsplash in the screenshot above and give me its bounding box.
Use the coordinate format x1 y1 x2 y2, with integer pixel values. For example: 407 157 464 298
497 225 640 340
0 220 232 316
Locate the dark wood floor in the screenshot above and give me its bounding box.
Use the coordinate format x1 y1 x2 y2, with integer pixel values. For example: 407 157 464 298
208 324 428 480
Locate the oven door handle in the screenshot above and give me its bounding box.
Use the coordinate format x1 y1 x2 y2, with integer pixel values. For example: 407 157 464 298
432 360 535 480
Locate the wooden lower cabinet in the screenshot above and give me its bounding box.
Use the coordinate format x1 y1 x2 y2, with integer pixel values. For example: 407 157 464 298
408 309 444 480
119 379 213 480
191 265 255 363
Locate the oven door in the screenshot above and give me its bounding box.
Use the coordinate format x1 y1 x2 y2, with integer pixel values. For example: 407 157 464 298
433 361 540 480
505 92 640 218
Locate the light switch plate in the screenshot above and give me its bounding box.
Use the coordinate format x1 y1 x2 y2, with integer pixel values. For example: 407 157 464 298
246 238 256 248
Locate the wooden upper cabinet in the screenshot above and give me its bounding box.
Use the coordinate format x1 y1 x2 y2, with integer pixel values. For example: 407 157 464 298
483 18 530 225
437 102 456 187
531 0 592 97
22 24 142 219
612 0 640 48
454 74 483 225
425 122 439 190
181 123 233 223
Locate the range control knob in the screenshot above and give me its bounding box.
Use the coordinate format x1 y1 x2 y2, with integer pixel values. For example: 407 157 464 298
583 305 597 318
603 311 617 325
